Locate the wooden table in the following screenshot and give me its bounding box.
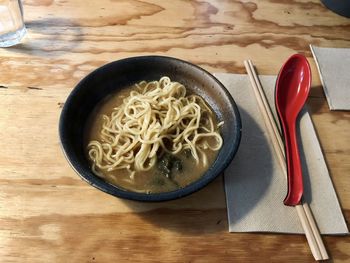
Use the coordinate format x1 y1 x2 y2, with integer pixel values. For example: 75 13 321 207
1 1 349 262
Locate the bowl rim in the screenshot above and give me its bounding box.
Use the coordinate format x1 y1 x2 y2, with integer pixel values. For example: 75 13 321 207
59 55 242 202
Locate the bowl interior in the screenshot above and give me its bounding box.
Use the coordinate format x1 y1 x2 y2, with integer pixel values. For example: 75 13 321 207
59 56 241 201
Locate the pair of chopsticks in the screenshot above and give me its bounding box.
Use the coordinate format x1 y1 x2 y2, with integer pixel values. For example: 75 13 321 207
244 60 329 261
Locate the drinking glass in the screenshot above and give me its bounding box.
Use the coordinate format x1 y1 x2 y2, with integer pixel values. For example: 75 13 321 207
0 0 26 47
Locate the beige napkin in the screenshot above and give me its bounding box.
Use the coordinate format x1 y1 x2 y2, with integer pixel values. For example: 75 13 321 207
310 45 350 110
214 73 348 234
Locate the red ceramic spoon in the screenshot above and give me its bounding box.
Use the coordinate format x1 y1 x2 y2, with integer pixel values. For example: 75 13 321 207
275 54 311 206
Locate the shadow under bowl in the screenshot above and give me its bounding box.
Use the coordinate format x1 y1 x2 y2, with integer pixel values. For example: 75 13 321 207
59 56 241 201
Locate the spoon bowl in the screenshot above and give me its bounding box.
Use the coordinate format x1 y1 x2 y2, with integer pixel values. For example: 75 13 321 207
275 54 311 206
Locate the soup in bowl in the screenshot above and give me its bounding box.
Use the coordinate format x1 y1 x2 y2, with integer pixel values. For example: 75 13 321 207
59 56 241 201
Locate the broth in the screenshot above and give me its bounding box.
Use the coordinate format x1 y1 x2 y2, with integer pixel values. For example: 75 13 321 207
85 82 221 194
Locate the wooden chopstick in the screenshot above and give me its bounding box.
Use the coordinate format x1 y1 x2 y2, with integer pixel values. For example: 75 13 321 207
302 201 329 260
244 60 329 261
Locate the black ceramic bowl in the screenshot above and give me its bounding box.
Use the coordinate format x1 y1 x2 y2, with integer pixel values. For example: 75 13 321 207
59 56 241 201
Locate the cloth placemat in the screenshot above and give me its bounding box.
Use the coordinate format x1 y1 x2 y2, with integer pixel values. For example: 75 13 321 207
214 73 348 234
310 45 350 110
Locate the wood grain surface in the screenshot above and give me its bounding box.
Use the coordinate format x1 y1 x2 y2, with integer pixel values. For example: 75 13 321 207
1 0 349 262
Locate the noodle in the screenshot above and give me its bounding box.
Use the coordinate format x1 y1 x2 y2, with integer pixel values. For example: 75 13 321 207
87 76 223 178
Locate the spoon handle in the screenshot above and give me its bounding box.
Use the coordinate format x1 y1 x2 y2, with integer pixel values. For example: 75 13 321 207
283 120 303 206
